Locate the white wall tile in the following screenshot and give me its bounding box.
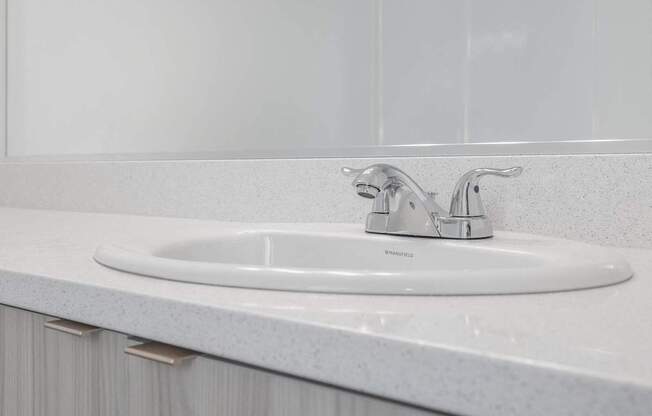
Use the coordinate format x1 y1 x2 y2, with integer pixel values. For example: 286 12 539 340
381 0 466 145
594 0 652 140
466 0 595 142
7 0 375 156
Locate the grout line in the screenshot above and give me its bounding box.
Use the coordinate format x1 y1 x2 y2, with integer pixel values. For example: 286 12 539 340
3 0 7 157
375 0 384 146
462 0 471 144
591 0 599 139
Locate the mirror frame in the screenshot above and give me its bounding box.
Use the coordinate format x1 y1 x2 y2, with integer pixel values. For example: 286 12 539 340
2 139 651 162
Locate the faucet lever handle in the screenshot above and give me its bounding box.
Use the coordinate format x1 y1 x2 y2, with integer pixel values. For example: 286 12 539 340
341 167 364 177
472 167 523 178
449 166 523 217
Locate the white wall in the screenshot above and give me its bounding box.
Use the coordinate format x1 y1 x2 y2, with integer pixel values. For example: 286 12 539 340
6 0 652 156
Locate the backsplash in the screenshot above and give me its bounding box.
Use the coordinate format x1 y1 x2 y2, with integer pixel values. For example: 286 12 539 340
0 153 649 248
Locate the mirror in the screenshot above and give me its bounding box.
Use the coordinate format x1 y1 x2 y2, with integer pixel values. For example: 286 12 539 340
6 0 652 158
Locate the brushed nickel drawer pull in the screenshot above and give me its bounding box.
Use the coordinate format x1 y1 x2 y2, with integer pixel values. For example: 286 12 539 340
125 342 197 366
44 319 102 337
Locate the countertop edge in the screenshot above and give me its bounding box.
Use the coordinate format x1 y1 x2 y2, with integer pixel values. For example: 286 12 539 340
0 266 650 416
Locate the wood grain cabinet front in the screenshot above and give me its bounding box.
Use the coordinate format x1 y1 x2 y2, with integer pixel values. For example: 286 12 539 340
0 305 45 416
0 306 130 416
41 319 128 416
125 346 438 416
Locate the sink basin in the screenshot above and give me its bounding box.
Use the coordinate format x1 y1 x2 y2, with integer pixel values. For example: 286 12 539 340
94 226 633 295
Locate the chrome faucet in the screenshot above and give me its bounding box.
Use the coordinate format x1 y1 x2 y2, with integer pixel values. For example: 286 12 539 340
342 164 522 239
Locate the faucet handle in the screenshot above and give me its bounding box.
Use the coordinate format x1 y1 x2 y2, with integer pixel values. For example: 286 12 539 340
473 167 523 178
449 167 523 217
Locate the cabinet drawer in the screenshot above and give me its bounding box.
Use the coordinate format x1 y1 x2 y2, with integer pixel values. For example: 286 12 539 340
126 348 438 416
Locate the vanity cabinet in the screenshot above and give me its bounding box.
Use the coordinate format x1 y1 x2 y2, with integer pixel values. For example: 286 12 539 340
0 304 443 416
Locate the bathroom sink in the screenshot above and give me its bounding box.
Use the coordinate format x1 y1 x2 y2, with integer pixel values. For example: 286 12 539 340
94 227 633 295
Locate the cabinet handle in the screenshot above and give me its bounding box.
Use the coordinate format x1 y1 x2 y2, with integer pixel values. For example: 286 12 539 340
125 342 197 366
44 319 102 337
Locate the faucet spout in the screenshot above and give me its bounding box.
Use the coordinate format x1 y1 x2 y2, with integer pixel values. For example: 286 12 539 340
342 164 446 216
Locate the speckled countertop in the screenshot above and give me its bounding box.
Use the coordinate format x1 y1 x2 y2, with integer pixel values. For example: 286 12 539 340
0 207 650 416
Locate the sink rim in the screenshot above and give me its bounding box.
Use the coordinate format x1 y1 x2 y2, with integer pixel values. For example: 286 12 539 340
93 229 634 296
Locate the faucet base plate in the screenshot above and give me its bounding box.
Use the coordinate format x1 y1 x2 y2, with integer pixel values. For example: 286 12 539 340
366 212 494 239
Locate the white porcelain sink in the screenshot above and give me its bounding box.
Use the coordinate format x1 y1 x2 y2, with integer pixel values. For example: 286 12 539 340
93 226 633 295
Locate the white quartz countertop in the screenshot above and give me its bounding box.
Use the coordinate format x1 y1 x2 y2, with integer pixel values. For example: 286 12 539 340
0 207 650 416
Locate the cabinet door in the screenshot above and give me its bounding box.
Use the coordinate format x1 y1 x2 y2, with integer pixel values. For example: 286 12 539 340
0 304 46 416
0 304 447 416
126 341 440 416
39 320 129 416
